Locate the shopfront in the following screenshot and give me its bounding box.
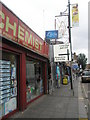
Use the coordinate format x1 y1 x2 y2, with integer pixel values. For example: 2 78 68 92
0 2 49 119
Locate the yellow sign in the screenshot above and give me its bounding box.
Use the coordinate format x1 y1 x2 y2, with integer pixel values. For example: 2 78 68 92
72 3 79 27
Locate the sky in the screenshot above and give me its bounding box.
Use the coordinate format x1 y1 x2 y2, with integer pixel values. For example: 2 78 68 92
1 0 89 63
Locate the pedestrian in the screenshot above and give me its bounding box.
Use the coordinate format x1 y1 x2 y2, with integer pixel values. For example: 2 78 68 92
67 67 70 83
56 71 58 88
56 66 60 88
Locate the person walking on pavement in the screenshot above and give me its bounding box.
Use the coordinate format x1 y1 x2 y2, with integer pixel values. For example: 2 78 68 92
56 65 61 88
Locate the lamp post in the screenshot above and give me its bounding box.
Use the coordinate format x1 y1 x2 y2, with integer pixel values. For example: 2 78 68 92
68 0 73 89
55 0 73 90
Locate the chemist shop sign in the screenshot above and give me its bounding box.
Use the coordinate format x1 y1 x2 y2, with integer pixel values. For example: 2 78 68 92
0 2 49 57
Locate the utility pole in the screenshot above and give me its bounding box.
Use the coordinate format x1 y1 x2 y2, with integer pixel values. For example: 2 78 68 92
68 0 73 89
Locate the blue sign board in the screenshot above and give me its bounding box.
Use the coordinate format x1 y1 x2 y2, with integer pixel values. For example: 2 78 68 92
72 64 79 70
45 30 58 40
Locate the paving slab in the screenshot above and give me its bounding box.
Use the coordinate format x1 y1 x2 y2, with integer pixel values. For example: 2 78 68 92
10 77 88 119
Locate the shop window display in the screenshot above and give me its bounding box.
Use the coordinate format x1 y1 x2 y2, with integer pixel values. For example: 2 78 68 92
26 60 43 102
0 51 17 118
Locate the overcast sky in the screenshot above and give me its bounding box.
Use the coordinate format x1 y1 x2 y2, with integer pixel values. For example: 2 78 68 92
1 0 89 62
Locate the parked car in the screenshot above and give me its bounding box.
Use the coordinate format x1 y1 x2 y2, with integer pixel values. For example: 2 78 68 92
81 70 90 83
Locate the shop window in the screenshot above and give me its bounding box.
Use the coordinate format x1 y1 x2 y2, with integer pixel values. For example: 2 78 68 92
26 59 43 102
0 51 17 118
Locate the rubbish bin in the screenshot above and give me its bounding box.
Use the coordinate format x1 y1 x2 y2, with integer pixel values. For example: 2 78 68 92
63 76 68 85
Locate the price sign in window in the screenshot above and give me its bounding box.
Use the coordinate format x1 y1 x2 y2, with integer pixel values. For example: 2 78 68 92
0 51 17 117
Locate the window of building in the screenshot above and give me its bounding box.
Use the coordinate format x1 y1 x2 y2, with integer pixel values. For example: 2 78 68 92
26 59 44 102
0 51 18 118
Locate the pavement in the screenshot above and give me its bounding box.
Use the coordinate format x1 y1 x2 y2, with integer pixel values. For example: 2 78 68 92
10 77 88 119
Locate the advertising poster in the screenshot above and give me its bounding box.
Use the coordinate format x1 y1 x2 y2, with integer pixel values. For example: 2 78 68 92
0 77 10 82
9 98 16 112
0 60 10 65
11 87 17 97
0 73 10 77
0 89 10 95
11 65 16 79
4 98 17 115
4 101 9 115
0 81 10 86
0 97 10 104
0 104 2 118
72 3 79 27
0 65 10 69
0 69 10 73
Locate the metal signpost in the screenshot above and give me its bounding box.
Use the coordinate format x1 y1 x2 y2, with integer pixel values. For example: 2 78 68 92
55 0 73 90
45 30 59 94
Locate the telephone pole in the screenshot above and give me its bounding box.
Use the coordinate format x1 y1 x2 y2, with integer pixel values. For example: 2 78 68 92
68 0 73 89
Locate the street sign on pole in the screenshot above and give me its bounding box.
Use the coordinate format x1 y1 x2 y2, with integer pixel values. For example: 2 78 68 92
53 43 71 62
72 63 79 70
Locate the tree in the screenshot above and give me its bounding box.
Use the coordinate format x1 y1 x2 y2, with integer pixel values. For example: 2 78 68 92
77 53 87 70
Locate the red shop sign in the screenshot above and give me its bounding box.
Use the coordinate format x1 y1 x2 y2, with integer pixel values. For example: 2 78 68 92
18 20 45 55
0 2 49 57
0 3 18 42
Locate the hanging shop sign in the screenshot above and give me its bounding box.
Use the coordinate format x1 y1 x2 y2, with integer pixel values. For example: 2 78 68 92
0 2 49 57
45 30 58 40
53 43 71 62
